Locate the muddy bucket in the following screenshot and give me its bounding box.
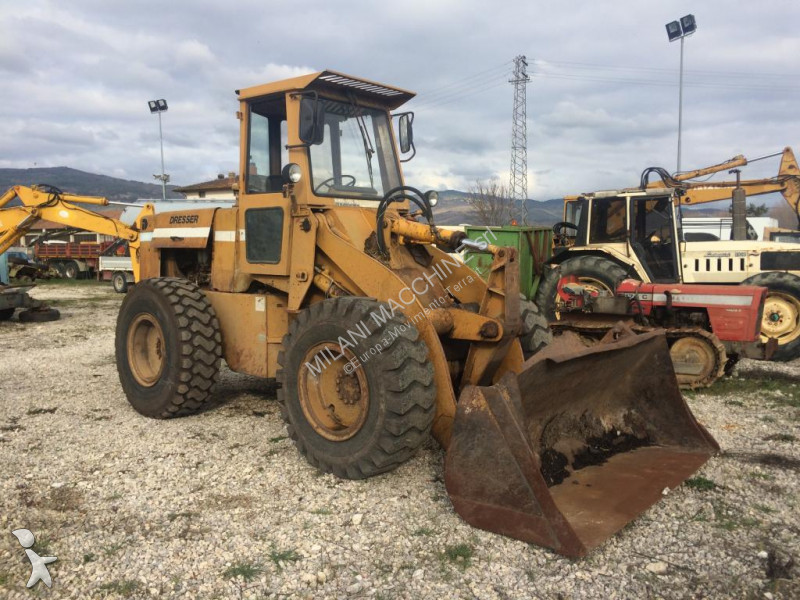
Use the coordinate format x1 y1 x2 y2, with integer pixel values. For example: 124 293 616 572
444 329 719 558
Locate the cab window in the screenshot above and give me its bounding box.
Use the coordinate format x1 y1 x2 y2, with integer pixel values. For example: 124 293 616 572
247 96 288 194
589 197 627 243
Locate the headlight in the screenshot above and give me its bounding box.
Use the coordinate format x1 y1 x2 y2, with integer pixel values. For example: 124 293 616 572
282 163 302 183
425 190 439 207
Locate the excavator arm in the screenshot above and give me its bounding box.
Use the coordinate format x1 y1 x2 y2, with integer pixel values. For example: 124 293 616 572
645 147 800 220
0 185 153 280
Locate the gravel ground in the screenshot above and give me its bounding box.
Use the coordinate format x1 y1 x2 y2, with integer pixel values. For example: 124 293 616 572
0 282 798 599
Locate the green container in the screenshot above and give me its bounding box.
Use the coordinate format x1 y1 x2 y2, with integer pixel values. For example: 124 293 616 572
462 225 554 300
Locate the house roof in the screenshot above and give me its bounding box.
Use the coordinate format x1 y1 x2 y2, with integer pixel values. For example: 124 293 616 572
174 175 237 194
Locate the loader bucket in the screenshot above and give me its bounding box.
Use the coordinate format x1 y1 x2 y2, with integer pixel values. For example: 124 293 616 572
444 329 719 558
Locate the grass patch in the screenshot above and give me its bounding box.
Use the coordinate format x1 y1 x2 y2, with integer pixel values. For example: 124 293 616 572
0 572 8 585
269 547 301 571
268 435 287 443
754 504 775 514
442 543 474 569
764 433 797 442
39 278 108 287
700 375 800 407
32 535 52 555
102 541 126 556
167 511 196 522
99 579 140 596
309 508 332 515
685 476 717 491
412 527 434 536
26 407 57 415
223 561 263 581
83 552 96 563
748 470 775 481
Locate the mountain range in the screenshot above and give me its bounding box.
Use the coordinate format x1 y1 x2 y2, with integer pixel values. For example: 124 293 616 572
1 166 727 227
0 166 183 201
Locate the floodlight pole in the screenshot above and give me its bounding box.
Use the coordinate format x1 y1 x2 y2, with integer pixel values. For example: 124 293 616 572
677 35 685 173
157 110 166 202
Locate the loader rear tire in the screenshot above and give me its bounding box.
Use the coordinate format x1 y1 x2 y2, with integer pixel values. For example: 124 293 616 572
534 255 629 321
742 272 800 362
115 277 222 418
520 299 552 359
277 297 436 480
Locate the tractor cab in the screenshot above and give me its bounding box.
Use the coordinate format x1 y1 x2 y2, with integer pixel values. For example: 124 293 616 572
562 190 682 282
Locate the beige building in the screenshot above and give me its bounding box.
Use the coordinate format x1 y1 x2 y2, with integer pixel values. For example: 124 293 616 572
174 173 238 200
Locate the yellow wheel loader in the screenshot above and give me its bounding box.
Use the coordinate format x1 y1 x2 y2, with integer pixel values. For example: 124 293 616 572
0 71 719 558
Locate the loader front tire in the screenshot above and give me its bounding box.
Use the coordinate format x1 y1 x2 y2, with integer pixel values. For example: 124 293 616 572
742 272 800 361
535 255 629 321
115 277 222 418
520 299 552 358
278 297 436 479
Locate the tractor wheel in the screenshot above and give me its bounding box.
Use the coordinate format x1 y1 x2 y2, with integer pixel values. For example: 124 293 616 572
277 297 436 479
115 278 222 418
742 272 800 361
63 261 79 280
0 308 15 321
519 299 552 359
534 255 629 321
112 272 129 294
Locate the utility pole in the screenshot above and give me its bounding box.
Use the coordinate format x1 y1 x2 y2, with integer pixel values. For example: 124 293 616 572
509 55 530 222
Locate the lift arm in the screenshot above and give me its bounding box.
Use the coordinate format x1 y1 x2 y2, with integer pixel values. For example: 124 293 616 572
0 185 154 280
645 147 800 215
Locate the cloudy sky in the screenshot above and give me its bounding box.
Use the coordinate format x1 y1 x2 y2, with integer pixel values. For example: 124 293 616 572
1 1 798 201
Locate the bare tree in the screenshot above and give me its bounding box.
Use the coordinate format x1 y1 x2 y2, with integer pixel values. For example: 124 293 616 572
770 202 800 229
465 179 517 226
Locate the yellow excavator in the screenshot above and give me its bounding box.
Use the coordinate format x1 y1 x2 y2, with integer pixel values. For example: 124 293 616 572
0 71 720 558
0 186 152 322
646 146 800 216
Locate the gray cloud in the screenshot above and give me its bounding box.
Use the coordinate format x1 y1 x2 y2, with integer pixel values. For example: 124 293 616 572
0 1 797 202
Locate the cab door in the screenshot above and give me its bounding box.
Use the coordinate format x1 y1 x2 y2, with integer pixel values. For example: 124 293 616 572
630 196 681 282
237 95 291 279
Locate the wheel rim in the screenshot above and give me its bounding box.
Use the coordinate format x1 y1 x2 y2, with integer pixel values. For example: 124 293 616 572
669 337 716 381
298 342 369 441
761 292 800 344
114 274 124 291
127 313 166 386
65 264 77 278
554 276 614 319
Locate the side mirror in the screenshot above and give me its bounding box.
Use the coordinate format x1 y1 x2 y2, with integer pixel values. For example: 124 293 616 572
299 97 325 145
398 113 413 153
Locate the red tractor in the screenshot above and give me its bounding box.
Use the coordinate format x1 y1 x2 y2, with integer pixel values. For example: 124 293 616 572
553 277 774 388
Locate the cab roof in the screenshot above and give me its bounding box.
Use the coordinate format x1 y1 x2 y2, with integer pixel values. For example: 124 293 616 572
236 70 416 110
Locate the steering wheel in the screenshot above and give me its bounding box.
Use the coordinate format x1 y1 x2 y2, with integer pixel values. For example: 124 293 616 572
314 175 356 193
553 221 578 236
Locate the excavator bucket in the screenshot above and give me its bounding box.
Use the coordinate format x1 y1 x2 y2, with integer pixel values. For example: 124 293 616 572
445 328 719 558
